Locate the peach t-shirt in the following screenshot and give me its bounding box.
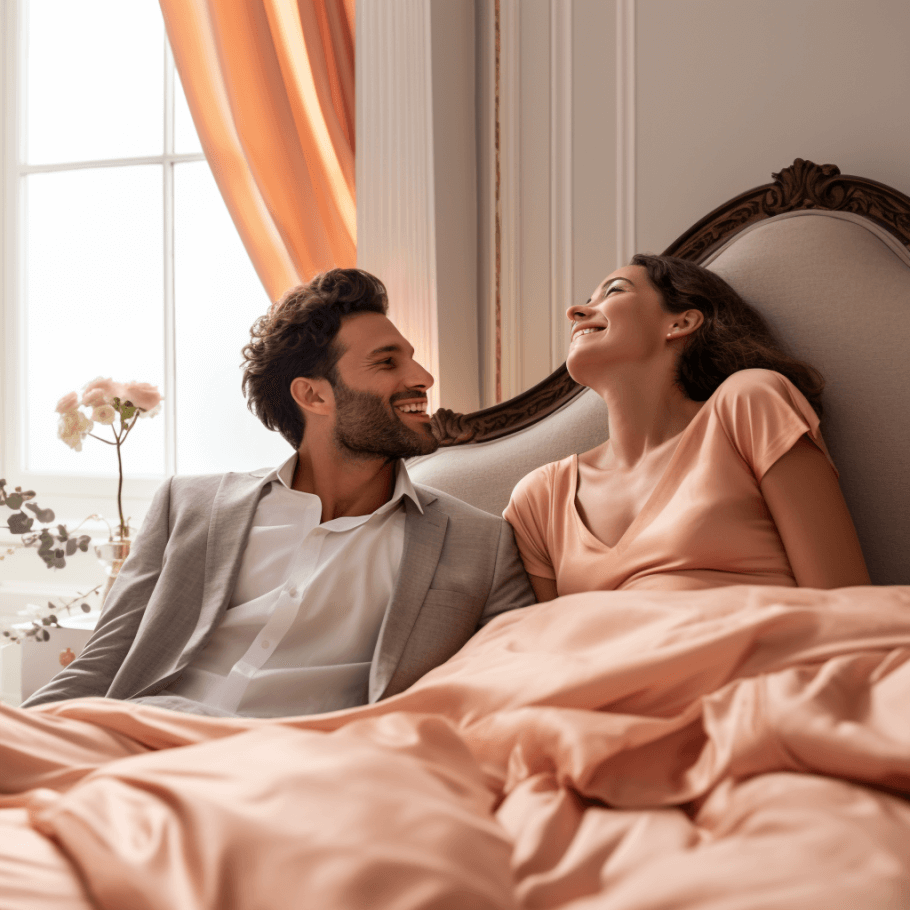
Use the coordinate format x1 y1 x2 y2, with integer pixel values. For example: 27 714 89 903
503 369 837 594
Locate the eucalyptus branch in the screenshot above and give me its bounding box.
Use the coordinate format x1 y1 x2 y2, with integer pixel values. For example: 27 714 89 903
1 584 102 644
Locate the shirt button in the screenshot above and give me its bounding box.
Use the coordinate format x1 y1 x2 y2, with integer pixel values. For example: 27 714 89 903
288 586 298 598
261 640 270 649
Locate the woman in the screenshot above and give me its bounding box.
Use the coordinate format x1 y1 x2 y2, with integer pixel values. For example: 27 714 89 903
504 254 870 601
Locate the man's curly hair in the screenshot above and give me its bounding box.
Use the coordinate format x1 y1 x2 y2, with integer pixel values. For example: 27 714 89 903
241 268 389 449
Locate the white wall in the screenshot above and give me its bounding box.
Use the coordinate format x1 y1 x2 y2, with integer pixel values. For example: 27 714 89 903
472 0 910 407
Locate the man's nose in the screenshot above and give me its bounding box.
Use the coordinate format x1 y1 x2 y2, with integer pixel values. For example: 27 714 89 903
407 360 434 391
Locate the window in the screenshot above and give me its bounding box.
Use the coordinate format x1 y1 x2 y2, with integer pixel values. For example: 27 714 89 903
2 0 289 523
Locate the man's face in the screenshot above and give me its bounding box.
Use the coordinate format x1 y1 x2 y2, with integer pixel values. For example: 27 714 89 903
329 313 439 460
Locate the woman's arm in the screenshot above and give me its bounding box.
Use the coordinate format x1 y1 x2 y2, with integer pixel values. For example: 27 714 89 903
760 435 870 587
528 575 559 603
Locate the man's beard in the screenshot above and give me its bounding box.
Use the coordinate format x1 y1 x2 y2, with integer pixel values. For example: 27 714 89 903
331 377 439 460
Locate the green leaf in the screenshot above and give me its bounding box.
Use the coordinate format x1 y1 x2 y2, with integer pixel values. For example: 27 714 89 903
41 629 49 642
77 536 90 552
53 555 66 569
56 525 68 540
65 538 78 556
120 405 137 421
81 603 91 613
6 493 23 510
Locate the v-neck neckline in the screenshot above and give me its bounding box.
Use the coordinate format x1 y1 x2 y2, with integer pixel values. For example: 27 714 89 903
570 400 710 554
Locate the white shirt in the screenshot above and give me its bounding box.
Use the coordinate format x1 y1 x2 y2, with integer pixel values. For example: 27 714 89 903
166 453 422 717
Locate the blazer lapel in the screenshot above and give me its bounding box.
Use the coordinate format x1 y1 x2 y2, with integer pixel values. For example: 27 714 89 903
370 487 446 701
183 470 273 656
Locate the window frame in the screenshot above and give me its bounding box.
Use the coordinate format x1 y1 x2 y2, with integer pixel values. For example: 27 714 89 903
1 0 209 534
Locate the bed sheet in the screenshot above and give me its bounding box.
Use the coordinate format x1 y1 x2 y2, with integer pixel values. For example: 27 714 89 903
2 584 909 909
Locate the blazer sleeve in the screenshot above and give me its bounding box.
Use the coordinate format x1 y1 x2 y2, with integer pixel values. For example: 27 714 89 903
477 519 537 627
21 476 173 707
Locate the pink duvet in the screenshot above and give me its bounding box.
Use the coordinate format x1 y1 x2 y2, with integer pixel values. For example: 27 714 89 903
2 584 910 909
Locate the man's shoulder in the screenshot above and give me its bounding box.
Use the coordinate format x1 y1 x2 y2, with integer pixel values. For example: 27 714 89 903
158 468 272 518
167 466 271 492
414 484 505 527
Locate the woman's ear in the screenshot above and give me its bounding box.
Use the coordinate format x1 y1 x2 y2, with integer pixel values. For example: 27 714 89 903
290 376 334 417
668 309 704 339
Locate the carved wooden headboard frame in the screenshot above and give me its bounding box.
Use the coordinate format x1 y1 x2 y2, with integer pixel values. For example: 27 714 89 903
430 158 910 447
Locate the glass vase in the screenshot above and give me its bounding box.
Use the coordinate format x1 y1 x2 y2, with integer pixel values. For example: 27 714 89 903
94 534 134 606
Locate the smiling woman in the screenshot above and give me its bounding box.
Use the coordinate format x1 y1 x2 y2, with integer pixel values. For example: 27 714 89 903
503 253 870 603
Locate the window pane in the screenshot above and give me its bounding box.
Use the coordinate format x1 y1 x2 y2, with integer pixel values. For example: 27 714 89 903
24 166 166 477
174 161 289 474
25 0 164 164
174 68 203 156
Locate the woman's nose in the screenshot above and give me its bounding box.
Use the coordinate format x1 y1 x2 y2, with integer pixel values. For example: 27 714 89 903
566 302 592 323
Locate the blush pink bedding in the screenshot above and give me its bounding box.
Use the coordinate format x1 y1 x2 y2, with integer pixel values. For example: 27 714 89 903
2 584 910 909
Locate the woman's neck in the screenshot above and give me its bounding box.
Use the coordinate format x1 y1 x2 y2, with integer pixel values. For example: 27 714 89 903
589 366 704 470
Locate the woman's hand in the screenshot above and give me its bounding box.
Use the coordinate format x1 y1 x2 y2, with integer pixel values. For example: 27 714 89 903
760 435 870 587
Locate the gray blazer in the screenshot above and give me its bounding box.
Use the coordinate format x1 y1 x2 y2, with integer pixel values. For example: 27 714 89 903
23 468 535 709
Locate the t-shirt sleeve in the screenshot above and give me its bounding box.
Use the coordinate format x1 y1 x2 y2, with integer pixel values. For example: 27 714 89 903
715 369 838 484
502 465 557 579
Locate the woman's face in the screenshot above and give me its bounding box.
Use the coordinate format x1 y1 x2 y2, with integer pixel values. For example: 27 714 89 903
565 265 678 384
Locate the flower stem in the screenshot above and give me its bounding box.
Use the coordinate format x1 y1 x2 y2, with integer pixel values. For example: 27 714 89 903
116 421 127 539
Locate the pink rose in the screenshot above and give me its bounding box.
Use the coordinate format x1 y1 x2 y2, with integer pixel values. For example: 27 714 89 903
82 377 127 407
91 404 117 425
55 391 79 414
57 410 93 452
123 381 162 412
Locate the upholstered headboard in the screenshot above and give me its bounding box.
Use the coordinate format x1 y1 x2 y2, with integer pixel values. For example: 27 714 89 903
408 160 910 585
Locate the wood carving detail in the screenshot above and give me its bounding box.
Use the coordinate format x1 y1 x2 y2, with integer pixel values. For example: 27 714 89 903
666 159 910 261
432 367 581 446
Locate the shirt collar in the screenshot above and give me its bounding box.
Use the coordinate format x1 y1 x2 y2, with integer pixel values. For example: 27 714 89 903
270 452 424 516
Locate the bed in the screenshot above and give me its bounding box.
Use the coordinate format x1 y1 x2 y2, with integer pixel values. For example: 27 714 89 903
1 159 910 910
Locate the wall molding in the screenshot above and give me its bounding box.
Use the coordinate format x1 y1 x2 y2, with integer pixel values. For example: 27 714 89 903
357 0 480 413
616 0 636 268
549 0 573 372
357 0 440 407
497 0 521 403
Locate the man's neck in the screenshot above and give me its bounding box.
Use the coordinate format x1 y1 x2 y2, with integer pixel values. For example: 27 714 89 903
291 445 397 523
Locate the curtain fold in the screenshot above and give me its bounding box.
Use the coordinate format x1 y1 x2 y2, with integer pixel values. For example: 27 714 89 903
159 0 356 302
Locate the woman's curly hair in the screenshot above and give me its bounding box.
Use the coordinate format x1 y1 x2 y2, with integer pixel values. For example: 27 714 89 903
630 254 825 417
240 268 388 449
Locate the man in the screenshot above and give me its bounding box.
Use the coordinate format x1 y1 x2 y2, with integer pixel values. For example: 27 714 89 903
24 269 535 716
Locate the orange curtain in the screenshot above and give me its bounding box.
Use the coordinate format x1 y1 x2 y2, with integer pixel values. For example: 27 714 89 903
159 0 356 301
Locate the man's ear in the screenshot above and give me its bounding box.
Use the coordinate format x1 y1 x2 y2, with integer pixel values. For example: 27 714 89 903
670 308 704 338
290 376 334 417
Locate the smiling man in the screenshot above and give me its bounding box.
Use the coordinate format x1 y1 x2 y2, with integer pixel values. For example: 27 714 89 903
24 269 535 717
